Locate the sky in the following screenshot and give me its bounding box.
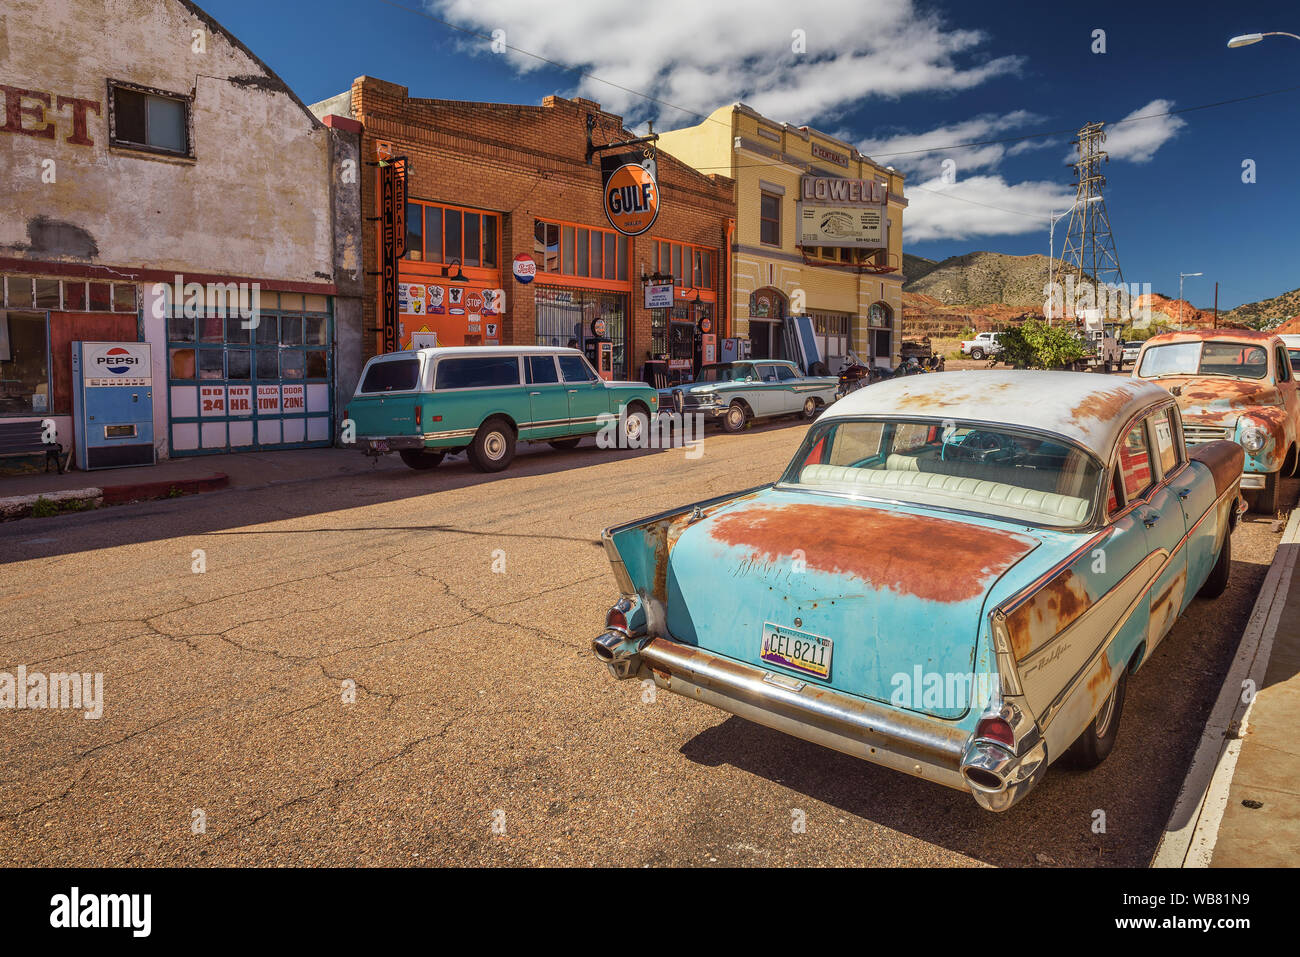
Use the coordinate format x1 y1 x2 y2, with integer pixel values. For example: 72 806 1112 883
200 0 1300 310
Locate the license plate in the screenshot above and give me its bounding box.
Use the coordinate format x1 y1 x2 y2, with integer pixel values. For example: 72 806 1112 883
369 439 389 453
760 622 832 680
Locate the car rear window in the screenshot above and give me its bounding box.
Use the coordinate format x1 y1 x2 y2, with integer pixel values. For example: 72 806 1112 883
435 356 521 389
359 358 420 393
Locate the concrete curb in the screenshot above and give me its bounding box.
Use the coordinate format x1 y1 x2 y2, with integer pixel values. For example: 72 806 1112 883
0 473 229 520
1151 508 1300 867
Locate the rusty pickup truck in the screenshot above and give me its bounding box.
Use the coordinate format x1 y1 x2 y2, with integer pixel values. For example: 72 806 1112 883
1134 329 1299 513
592 371 1242 811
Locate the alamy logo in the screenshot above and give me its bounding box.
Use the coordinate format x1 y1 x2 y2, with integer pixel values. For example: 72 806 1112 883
50 887 151 937
0 666 103 719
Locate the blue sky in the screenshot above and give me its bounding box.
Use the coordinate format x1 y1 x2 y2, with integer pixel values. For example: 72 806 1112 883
202 0 1299 310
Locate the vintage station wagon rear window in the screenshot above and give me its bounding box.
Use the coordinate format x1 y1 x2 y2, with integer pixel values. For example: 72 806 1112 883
782 418 1104 527
1139 341 1269 379
359 357 419 393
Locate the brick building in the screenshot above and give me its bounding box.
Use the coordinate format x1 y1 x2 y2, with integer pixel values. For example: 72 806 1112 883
311 77 735 382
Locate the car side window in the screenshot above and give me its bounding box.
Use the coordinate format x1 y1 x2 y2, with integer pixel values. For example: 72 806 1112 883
1276 346 1292 382
527 355 560 384
774 365 797 381
558 354 599 383
1118 422 1155 502
757 364 780 382
1151 408 1180 475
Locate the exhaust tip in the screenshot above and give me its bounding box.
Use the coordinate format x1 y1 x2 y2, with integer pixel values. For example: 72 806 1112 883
964 767 1004 792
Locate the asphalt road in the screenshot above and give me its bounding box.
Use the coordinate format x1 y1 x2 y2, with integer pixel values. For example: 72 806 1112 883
0 420 1291 866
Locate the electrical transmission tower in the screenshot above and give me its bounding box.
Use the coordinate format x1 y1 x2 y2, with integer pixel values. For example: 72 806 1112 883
1060 122 1124 292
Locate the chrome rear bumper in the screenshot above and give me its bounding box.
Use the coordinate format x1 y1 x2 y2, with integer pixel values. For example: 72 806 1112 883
594 633 1047 811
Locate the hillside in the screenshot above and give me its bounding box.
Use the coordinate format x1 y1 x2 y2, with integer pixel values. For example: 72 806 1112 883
1221 287 1300 328
903 251 1075 310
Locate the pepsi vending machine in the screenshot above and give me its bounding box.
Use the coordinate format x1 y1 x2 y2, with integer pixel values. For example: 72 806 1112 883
71 342 155 470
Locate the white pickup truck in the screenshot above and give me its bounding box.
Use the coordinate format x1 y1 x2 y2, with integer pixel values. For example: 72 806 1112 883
960 331 1003 360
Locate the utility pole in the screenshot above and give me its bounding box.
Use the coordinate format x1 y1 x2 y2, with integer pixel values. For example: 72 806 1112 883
1060 123 1124 305
1214 282 1219 328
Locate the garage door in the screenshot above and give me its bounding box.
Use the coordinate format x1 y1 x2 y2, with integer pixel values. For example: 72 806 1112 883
166 295 333 455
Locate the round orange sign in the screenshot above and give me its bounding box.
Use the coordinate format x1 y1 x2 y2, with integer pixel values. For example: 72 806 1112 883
604 163 660 236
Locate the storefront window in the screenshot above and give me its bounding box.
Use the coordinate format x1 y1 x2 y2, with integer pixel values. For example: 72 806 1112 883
0 311 51 415
405 203 423 261
535 287 628 380
535 220 628 279
464 213 480 268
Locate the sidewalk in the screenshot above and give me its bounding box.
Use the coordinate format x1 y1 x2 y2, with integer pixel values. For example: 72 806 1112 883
1153 509 1300 867
0 446 402 516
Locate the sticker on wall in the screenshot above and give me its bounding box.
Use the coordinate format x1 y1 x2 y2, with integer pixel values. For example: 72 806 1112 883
468 316 482 332
482 288 506 314
227 385 253 416
200 385 227 417
513 254 536 284
466 292 484 313
486 322 498 338
281 384 306 413
411 331 438 349
448 287 464 306
257 384 281 415
427 285 446 315
398 283 427 315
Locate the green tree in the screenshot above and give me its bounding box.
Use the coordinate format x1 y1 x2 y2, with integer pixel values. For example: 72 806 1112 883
997 320 1087 369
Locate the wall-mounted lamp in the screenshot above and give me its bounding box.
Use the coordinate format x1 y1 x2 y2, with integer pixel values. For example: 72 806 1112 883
442 259 468 283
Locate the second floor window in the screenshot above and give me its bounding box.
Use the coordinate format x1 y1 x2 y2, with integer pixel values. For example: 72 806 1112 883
109 81 190 155
405 201 500 269
760 192 782 246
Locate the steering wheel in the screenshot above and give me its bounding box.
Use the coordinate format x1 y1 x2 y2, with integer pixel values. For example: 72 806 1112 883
952 430 1022 465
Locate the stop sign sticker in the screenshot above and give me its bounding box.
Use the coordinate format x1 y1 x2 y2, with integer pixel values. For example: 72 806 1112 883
603 162 659 236
513 254 536 284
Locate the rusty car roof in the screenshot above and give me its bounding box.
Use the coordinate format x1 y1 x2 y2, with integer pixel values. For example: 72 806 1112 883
821 370 1170 460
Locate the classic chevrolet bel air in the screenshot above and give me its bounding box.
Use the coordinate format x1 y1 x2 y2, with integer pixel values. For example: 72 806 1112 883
592 371 1243 811
662 360 840 433
1134 329 1299 513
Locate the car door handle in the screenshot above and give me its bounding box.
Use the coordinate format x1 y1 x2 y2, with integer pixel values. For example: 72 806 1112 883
568 389 578 394
1178 488 1191 499
530 391 541 396
1143 513 1160 528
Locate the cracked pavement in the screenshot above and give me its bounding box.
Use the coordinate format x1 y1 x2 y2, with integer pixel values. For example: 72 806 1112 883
0 422 1290 866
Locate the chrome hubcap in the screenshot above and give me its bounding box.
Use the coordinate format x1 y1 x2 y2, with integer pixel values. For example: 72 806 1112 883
485 432 505 459
625 416 642 440
728 407 743 427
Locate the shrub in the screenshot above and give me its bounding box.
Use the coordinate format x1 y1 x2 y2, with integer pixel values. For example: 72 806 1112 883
997 320 1087 369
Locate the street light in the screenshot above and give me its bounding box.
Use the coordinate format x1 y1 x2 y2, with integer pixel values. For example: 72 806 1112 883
1228 31 1300 47
1048 196 1102 324
1179 272 1203 329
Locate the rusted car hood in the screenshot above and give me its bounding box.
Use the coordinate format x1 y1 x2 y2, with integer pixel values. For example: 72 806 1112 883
1147 375 1281 426
656 489 1074 719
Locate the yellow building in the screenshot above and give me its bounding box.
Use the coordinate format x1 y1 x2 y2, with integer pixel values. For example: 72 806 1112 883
657 103 905 369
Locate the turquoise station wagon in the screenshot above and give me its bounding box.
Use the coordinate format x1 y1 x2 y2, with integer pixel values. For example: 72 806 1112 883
347 346 659 472
592 371 1243 811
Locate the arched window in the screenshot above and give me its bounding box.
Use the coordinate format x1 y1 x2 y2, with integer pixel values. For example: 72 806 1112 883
868 302 892 327
749 287 787 319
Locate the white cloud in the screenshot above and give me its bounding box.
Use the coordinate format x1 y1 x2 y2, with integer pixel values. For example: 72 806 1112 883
430 0 1022 127
904 175 1076 242
859 110 1044 179
1067 98 1186 164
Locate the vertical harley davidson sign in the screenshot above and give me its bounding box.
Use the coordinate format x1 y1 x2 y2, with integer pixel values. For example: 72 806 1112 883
378 157 408 355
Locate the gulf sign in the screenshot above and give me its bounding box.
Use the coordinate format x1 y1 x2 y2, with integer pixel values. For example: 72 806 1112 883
601 153 659 237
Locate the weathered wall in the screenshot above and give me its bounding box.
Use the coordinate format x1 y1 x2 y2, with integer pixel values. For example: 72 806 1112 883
0 0 334 284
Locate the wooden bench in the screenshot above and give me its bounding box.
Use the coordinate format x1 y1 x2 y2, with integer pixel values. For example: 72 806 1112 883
0 419 66 473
